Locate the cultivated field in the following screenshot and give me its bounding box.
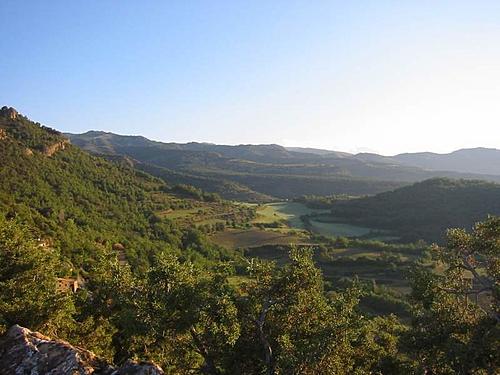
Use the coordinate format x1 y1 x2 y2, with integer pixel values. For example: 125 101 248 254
309 220 372 237
251 202 398 240
211 228 307 249
252 201 327 227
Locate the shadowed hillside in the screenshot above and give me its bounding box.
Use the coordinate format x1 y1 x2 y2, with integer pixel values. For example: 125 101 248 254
68 131 500 200
325 178 500 242
392 148 500 175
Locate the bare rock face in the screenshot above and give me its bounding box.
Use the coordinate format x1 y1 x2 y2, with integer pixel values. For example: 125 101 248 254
0 325 164 375
0 106 18 120
117 361 165 375
0 325 111 374
43 139 70 156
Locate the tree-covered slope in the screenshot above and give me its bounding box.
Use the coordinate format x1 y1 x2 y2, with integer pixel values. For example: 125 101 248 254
328 178 500 242
135 161 275 202
0 107 233 271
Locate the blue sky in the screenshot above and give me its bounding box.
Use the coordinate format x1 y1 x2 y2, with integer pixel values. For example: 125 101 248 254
1 1 499 155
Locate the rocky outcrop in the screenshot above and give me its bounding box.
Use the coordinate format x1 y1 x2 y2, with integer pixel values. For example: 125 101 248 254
0 106 18 120
116 361 164 375
43 139 70 156
0 325 164 375
0 129 7 140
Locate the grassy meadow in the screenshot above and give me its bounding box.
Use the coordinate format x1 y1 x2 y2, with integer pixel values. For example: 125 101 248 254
210 201 399 250
252 201 328 228
211 228 308 250
253 201 396 240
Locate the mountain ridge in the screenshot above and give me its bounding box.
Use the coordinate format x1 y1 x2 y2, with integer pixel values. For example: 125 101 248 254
67 131 500 201
67 130 500 174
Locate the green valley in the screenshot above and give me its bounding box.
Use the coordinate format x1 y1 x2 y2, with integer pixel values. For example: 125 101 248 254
0 107 498 374
3 3 500 373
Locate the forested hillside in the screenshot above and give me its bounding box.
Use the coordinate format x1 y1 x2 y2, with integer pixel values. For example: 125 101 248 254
325 178 500 242
136 161 275 202
0 107 237 271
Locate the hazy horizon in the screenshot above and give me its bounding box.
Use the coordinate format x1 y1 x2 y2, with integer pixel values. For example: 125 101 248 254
1 1 500 155
61 127 499 157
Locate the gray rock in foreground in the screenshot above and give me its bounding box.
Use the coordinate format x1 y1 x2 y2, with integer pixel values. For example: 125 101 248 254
0 325 163 375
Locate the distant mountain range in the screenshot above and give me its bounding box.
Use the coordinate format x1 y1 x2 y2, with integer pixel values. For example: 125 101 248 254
288 145 500 176
389 148 500 175
67 131 500 201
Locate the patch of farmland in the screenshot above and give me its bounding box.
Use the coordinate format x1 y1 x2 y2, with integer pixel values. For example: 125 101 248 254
211 228 307 249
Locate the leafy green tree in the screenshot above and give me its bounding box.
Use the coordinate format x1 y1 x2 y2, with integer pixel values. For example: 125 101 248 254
73 250 136 362
0 216 74 336
232 248 404 374
114 253 241 374
353 315 411 374
406 216 499 374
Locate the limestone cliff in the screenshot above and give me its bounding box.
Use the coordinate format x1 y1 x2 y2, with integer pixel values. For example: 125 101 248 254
43 139 70 156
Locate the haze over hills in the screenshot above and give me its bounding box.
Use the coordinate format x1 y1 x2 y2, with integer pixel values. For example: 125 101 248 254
288 146 500 176
392 148 500 175
68 130 500 201
284 146 352 158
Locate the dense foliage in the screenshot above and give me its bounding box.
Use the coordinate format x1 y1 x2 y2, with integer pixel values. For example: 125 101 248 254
1 111 499 374
3 214 498 373
405 216 499 373
138 162 274 203
0 112 234 272
0 217 408 373
0 216 74 335
325 178 500 242
294 194 355 209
